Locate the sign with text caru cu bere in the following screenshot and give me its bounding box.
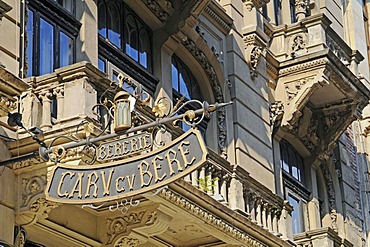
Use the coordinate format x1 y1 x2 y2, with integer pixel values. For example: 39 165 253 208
45 129 208 204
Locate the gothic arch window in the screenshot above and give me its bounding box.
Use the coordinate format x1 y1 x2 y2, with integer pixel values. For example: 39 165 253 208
98 0 152 72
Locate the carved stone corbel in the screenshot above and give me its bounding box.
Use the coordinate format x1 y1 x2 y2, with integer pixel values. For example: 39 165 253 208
270 101 284 128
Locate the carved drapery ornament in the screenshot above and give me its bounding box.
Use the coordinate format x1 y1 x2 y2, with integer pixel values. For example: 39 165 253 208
246 46 264 78
182 37 227 157
0 95 17 117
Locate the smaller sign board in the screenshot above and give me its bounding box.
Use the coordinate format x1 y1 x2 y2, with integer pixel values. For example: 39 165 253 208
45 129 208 204
97 132 152 161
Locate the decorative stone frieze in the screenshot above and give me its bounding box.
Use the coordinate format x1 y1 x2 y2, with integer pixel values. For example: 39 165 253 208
290 34 307 56
284 76 315 105
159 188 267 247
0 95 17 116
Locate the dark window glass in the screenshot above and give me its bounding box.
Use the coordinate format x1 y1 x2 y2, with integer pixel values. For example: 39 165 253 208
60 32 73 67
98 57 106 72
26 9 34 77
290 0 297 23
273 0 281 25
39 18 54 75
288 195 301 234
25 2 78 77
51 95 57 120
280 139 304 182
53 0 73 12
98 0 152 71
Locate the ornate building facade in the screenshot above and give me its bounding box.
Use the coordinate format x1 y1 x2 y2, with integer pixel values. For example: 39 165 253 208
1 0 370 246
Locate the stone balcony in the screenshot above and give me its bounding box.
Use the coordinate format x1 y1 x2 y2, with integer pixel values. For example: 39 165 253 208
269 13 370 159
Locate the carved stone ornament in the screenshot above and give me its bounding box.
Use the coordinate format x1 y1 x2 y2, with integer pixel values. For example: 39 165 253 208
270 101 284 126
295 0 309 21
0 95 17 116
284 76 315 105
114 237 141 247
21 175 47 207
106 210 157 244
243 0 269 11
29 198 59 218
246 45 264 78
290 34 307 56
182 37 228 157
297 241 313 247
159 189 266 247
319 161 336 211
141 0 173 22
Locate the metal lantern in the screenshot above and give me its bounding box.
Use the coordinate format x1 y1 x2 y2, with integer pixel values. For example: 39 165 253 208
113 91 132 132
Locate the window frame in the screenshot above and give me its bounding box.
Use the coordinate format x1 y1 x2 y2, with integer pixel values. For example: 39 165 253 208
98 0 153 73
25 0 81 77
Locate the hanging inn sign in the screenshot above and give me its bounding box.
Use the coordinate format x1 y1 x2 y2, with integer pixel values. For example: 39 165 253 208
43 79 231 205
45 129 207 203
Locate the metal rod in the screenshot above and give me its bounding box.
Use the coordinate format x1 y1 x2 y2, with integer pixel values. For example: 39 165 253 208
39 101 232 160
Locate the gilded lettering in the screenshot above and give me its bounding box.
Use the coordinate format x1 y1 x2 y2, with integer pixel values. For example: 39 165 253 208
116 176 125 193
122 141 129 154
101 169 114 196
57 172 75 197
166 149 183 175
107 144 114 159
126 174 136 191
152 155 166 182
144 134 152 148
114 142 122 157
178 141 196 168
138 161 153 187
85 172 99 198
98 146 106 160
69 172 84 199
131 138 138 152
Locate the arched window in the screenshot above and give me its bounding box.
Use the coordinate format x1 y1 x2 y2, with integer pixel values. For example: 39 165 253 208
171 55 205 132
98 0 152 72
171 55 202 101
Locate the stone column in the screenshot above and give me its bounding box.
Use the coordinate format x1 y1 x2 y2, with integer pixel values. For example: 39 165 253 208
39 91 53 130
295 0 308 21
53 87 64 123
220 174 228 203
308 167 321 230
256 198 263 226
279 201 293 240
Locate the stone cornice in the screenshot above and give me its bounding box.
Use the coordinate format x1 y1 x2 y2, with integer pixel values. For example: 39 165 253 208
203 1 233 35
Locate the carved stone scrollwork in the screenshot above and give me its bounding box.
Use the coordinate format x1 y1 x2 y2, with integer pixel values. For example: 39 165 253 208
270 101 284 127
182 37 227 157
141 0 173 22
0 95 17 117
243 0 269 10
16 197 59 226
284 76 315 105
114 237 141 247
106 211 147 244
21 175 47 207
